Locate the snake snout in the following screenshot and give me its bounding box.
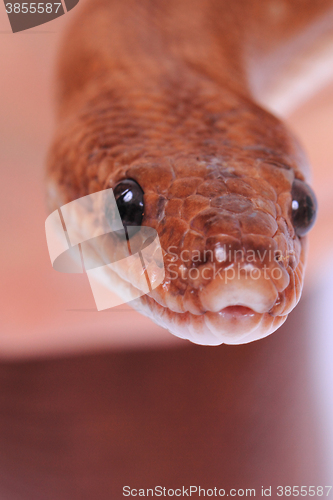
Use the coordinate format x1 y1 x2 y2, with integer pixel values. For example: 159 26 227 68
194 259 290 343
199 262 279 314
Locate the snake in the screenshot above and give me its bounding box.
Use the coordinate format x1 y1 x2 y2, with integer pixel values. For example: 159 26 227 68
46 0 333 346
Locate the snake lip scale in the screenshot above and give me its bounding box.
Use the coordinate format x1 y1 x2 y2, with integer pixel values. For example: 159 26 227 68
135 294 288 346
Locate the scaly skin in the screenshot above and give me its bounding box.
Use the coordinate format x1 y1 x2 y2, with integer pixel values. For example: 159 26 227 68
47 0 331 344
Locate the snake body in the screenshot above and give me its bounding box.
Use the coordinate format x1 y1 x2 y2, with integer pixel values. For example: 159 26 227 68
47 0 332 345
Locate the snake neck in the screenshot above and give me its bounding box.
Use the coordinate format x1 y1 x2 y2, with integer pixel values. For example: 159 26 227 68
56 0 333 118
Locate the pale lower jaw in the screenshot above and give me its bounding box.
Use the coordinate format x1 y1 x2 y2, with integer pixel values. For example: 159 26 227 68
204 306 262 339
135 297 288 346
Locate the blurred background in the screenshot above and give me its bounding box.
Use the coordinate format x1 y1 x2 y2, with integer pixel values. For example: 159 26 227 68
0 1 333 498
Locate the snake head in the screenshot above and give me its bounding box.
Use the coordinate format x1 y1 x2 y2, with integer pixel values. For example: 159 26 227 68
47 78 317 346
105 137 317 345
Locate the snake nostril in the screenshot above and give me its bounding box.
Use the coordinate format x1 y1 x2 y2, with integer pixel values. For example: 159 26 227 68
274 251 283 263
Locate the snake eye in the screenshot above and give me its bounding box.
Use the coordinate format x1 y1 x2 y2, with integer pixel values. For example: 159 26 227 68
113 179 144 228
291 179 317 237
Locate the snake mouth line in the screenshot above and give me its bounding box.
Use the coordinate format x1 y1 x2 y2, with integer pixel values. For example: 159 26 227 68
138 294 286 346
216 305 256 316
144 294 260 319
